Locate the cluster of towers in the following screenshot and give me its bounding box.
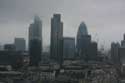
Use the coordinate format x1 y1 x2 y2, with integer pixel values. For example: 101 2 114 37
29 14 98 66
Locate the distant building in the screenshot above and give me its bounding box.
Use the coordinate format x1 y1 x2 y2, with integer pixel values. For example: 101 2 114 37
0 45 3 51
119 47 125 64
121 34 125 47
14 38 26 51
76 22 91 61
87 42 98 61
0 51 24 68
111 42 121 66
29 16 42 66
120 34 125 64
76 22 98 62
50 14 63 64
4 44 16 51
63 37 75 59
41 52 50 64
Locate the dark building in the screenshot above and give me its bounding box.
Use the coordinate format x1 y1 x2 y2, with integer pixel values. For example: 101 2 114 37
41 52 50 64
76 22 98 62
29 16 42 66
111 42 121 67
0 51 24 69
4 44 16 51
87 42 98 61
121 34 125 47
29 39 42 66
14 38 26 51
120 34 125 65
119 47 125 64
63 37 75 59
76 22 91 61
50 14 63 64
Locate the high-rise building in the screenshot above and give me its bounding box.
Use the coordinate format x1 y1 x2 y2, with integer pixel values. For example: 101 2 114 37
50 14 63 64
76 22 98 62
120 34 125 64
111 42 120 65
121 34 125 47
76 22 91 61
63 37 75 59
14 38 26 51
29 16 42 66
87 42 98 61
119 47 125 64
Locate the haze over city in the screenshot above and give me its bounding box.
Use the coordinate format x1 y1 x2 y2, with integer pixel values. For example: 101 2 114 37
1 0 125 83
0 0 125 50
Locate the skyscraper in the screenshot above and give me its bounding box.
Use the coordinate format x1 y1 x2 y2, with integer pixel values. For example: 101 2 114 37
50 14 63 64
111 42 120 64
87 42 98 61
76 22 91 61
121 34 125 47
63 37 75 59
120 34 125 64
14 38 26 51
29 16 42 66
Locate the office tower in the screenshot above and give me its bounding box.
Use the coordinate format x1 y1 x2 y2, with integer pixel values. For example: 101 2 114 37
120 34 125 65
29 16 42 66
4 44 16 51
63 37 75 59
87 42 98 61
111 42 120 65
119 47 125 64
76 22 91 61
14 38 26 51
50 14 63 64
121 34 125 47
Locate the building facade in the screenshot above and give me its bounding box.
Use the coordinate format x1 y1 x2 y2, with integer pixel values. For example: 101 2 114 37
29 16 42 66
111 42 120 66
76 22 98 62
121 34 125 47
4 44 16 51
63 37 75 59
50 14 63 64
14 38 26 51
76 22 91 61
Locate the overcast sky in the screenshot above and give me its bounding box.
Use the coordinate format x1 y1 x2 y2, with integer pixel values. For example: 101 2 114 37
0 0 125 50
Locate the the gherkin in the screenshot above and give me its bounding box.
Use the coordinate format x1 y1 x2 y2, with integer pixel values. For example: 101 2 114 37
77 22 88 36
76 22 91 60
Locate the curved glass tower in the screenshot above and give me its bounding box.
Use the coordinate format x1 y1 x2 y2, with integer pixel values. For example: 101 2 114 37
76 22 91 60
77 22 88 36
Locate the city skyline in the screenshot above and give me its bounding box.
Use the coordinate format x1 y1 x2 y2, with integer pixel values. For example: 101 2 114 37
0 0 125 50
0 1 125 82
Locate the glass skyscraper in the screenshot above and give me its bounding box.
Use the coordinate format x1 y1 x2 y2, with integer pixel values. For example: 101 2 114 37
76 22 91 58
14 38 26 51
50 14 63 64
29 16 42 66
